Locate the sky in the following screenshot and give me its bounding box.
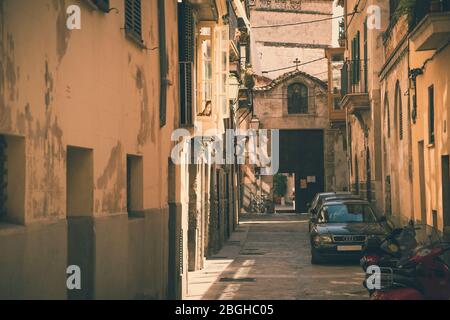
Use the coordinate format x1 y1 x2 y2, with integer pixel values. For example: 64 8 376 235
332 0 344 47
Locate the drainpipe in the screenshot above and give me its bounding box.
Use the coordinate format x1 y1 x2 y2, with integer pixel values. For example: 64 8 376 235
345 106 351 191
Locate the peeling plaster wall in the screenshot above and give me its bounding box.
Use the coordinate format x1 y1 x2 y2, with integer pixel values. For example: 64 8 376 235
0 0 181 299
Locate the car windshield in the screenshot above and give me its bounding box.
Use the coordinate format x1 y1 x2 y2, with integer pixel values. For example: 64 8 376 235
317 203 378 223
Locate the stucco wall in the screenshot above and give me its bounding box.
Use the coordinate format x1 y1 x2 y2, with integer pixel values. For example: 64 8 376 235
410 43 450 231
0 0 182 299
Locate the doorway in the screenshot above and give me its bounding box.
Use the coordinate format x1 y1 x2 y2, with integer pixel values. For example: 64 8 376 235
278 130 325 213
442 155 450 229
418 141 427 223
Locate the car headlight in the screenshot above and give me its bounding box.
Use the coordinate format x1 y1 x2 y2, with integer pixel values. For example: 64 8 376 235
320 235 333 243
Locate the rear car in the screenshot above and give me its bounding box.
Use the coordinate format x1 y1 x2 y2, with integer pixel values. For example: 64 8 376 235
308 193 362 232
309 199 389 264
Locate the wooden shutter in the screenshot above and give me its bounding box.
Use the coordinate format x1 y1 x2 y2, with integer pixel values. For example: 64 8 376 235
341 62 348 96
158 0 167 127
356 31 360 83
178 2 194 125
125 0 142 40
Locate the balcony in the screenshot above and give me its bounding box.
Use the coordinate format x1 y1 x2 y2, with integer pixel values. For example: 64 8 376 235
410 11 450 51
339 60 369 116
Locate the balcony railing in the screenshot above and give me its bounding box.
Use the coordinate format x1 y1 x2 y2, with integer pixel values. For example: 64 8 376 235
340 59 368 97
389 0 450 32
411 0 450 30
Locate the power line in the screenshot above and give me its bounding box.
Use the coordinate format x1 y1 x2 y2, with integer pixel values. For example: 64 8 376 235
252 11 357 29
346 0 364 31
262 57 326 74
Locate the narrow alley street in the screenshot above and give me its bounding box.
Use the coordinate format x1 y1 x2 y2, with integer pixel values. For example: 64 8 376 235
187 214 367 300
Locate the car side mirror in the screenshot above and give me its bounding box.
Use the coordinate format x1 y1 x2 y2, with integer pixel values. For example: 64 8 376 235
306 202 311 208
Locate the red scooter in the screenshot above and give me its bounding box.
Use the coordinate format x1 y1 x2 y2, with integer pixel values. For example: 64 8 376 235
362 222 450 300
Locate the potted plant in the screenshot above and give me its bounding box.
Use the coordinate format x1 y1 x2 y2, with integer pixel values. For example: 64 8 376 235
273 174 288 206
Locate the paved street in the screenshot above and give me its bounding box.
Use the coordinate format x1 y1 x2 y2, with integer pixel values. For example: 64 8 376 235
187 214 367 300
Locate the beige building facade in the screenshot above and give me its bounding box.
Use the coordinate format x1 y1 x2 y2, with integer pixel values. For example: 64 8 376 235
0 0 250 299
408 3 450 233
339 0 450 234
339 0 388 213
0 0 183 299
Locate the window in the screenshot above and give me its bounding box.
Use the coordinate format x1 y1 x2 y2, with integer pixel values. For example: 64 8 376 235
363 20 368 92
197 26 213 116
429 85 435 144
395 81 403 140
215 26 229 118
0 135 25 224
126 155 143 217
385 95 390 138
85 0 110 12
317 204 378 224
333 97 341 110
158 0 168 127
389 0 400 19
124 0 142 43
432 210 438 229
67 146 93 217
351 32 361 85
178 1 195 125
287 83 308 114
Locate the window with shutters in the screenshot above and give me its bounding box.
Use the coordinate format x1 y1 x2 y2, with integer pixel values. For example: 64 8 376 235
158 0 168 127
354 31 360 84
363 20 368 92
124 0 142 45
178 2 194 125
287 83 308 114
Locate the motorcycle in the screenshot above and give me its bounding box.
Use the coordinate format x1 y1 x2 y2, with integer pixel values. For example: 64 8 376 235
362 222 450 300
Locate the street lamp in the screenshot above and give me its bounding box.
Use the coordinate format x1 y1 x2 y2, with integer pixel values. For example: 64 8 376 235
228 74 240 105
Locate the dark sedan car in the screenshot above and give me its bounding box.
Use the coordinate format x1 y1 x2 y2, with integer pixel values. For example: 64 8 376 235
308 192 355 216
309 199 389 264
308 193 362 232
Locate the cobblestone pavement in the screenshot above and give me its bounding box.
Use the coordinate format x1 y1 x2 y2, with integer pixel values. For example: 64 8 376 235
187 213 368 300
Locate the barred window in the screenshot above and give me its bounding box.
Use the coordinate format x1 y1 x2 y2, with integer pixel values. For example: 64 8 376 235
287 83 308 114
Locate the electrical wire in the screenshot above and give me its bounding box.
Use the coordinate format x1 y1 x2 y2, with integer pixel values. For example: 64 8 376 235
345 0 364 31
252 12 357 29
262 57 327 74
